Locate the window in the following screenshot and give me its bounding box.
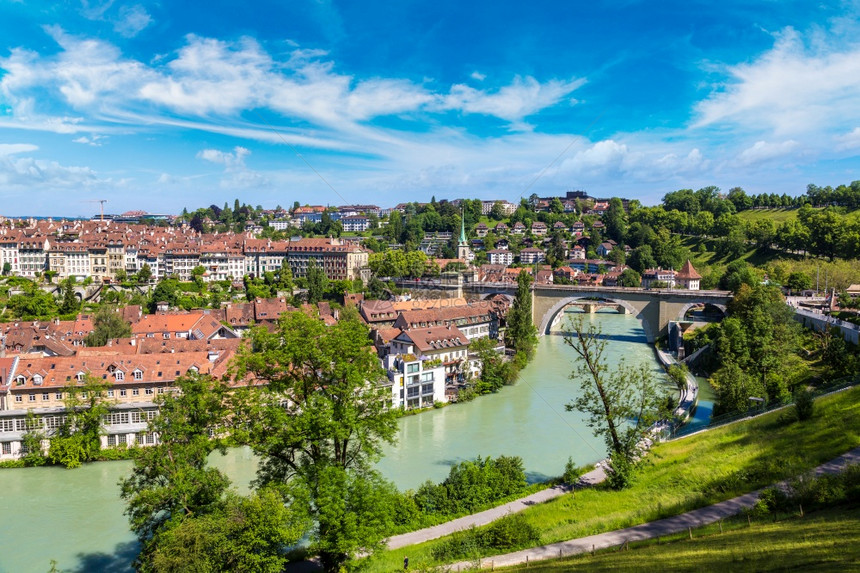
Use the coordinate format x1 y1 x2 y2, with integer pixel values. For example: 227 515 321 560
131 411 143 424
107 390 114 397
406 363 419 374
132 389 139 396
2 442 10 455
115 371 124 381
133 370 142 380
145 388 154 395
107 435 117 447
28 394 36 402
120 389 127 397
406 386 419 398
76 372 85 382
15 396 22 403
422 383 435 395
118 434 127 445
55 392 63 400
421 372 434 382
15 376 25 386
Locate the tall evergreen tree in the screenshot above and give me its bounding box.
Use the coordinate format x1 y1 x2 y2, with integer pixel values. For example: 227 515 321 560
505 270 537 356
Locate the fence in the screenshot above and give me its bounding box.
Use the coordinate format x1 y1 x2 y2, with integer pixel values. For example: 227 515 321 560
670 374 860 439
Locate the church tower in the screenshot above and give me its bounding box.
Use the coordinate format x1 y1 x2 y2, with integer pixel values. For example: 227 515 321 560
457 209 473 262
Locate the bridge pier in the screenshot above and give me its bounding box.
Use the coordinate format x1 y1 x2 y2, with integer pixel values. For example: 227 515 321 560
616 304 629 315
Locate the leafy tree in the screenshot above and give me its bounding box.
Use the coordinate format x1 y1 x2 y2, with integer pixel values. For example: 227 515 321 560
306 258 327 305
490 201 506 221
147 488 308 573
563 315 668 486
618 268 641 288
48 376 113 468
471 336 512 393
234 311 399 571
136 264 153 284
785 271 813 293
505 271 537 356
115 268 128 283
627 245 656 274
9 282 58 319
149 278 181 312
21 411 47 466
2 261 10 275
84 306 133 347
120 373 233 568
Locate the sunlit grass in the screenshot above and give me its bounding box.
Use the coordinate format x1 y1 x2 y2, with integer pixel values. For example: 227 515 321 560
502 505 860 572
365 386 860 572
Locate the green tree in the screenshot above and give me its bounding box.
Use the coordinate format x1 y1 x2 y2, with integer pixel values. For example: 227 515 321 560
306 258 327 305
9 282 58 319
84 306 133 347
59 277 80 315
786 271 813 294
147 488 308 573
120 373 233 568
618 268 641 288
48 376 113 468
563 315 668 486
136 264 153 284
471 336 512 394
149 278 181 312
21 411 47 466
505 271 537 357
234 311 399 571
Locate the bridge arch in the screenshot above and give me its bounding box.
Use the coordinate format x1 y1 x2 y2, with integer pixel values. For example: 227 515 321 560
538 296 654 340
677 302 727 321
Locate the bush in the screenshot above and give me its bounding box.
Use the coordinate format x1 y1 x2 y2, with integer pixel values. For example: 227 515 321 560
414 455 527 515
563 457 585 484
605 455 634 490
794 385 815 421
430 514 540 561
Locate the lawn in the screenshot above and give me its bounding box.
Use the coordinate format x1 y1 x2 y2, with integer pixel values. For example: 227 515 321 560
364 386 860 572
502 505 860 572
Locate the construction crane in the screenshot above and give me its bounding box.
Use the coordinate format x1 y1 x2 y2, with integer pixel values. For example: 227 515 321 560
84 199 108 221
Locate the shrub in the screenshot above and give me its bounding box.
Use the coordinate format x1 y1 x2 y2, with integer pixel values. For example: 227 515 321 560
794 385 815 421
563 457 585 484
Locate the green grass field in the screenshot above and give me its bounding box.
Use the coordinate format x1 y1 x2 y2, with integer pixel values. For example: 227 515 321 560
365 386 860 572
502 505 860 572
735 208 805 224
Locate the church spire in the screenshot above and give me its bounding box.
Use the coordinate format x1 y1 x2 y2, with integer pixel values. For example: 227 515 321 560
459 208 467 244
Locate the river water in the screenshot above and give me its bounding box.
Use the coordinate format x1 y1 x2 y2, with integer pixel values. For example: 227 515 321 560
0 310 670 573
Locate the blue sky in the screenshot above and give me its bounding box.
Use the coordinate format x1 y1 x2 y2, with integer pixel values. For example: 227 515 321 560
1 0 860 217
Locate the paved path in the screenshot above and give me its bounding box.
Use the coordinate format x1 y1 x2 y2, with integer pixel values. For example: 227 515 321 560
385 465 608 550
445 445 860 570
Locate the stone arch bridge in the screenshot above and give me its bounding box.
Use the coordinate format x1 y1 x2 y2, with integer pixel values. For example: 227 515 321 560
471 283 731 343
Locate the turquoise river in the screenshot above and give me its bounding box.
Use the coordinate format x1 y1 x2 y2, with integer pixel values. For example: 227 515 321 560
0 310 700 572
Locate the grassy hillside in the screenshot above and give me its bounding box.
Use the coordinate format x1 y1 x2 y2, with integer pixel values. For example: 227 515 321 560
366 386 860 571
735 208 805 224
502 506 860 572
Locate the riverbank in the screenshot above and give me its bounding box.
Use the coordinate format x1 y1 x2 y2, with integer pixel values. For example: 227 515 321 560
363 385 860 571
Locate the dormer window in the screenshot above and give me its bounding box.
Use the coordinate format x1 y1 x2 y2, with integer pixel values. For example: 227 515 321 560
15 375 26 386
115 371 125 381
76 372 85 382
32 375 43 386
133 370 143 381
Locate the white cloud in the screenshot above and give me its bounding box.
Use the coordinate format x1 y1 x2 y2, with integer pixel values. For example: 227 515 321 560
0 154 100 188
72 134 106 146
197 146 250 168
470 71 486 81
735 140 799 166
695 27 860 135
442 76 585 122
114 5 152 38
835 127 860 150
0 143 38 156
